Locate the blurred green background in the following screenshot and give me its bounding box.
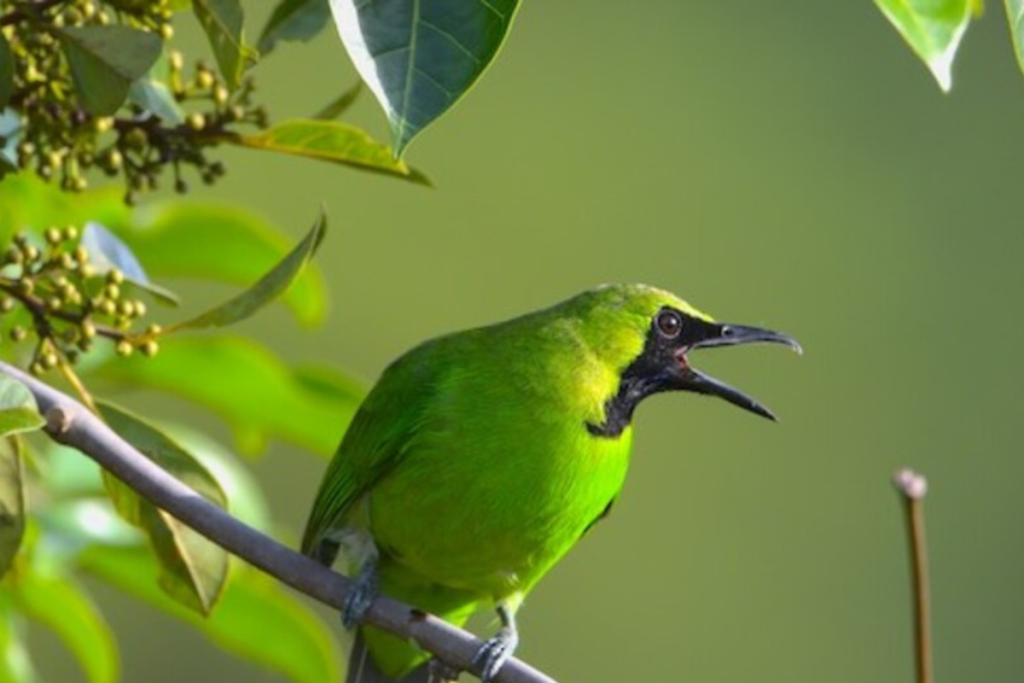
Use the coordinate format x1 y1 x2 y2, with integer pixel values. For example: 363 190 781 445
34 1 1024 682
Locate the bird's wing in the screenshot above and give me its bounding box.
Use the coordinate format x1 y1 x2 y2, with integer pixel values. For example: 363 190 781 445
301 348 438 556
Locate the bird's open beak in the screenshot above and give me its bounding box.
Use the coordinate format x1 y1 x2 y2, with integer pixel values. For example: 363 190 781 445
677 324 801 421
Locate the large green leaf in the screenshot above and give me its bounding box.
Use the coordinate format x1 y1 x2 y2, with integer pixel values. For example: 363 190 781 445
92 335 363 457
0 35 13 109
169 210 326 331
0 604 35 683
227 119 430 184
97 402 229 615
57 26 162 115
81 546 341 683
875 0 971 91
193 0 258 90
0 439 23 579
15 572 118 683
330 0 521 155
259 0 332 54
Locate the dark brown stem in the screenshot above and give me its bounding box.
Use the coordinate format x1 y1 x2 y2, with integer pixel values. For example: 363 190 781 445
0 360 560 683
0 279 125 342
892 469 932 683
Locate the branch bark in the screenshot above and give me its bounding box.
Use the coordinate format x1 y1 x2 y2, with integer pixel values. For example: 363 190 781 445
0 360 560 683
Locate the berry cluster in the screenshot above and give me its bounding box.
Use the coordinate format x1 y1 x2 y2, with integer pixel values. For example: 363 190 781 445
0 0 269 204
0 226 161 377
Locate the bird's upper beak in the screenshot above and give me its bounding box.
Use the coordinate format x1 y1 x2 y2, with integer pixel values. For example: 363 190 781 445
676 323 801 421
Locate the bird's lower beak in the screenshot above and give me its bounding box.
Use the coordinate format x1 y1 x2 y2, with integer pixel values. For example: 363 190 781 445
678 324 801 421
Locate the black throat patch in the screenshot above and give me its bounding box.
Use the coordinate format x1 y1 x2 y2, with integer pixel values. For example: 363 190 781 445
585 310 688 438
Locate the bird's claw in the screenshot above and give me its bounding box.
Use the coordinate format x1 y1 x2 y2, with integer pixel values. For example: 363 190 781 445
473 626 519 683
341 564 378 629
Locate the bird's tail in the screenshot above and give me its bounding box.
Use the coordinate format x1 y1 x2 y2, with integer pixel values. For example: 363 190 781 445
346 631 433 683
346 596 478 683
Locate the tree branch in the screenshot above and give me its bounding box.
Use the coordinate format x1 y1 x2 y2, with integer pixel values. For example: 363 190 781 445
0 360 560 683
892 468 932 683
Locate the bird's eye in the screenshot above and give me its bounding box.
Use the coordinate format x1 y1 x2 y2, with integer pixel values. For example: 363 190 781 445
655 310 683 338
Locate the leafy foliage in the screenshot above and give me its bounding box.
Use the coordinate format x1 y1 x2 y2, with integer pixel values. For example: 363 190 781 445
0 0 534 679
0 176 360 680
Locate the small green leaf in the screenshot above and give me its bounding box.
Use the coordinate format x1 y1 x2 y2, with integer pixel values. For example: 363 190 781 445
57 26 162 115
124 201 328 326
193 0 258 90
0 378 44 438
16 572 119 683
169 210 326 331
313 81 363 120
81 547 341 683
258 0 332 54
97 402 228 614
228 119 430 184
128 77 185 125
875 0 971 91
0 35 13 109
0 439 24 579
81 221 180 305
330 0 521 155
92 336 363 457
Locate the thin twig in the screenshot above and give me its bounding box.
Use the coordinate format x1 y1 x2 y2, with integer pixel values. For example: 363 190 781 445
892 468 932 683
56 356 97 415
0 360 559 683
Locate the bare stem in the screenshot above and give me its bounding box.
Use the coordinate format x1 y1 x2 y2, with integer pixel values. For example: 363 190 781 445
892 468 932 683
0 360 559 683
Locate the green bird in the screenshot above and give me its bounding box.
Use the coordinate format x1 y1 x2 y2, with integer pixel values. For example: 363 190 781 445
301 284 799 683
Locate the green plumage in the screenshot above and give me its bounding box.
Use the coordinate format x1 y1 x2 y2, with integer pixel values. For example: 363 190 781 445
301 284 794 681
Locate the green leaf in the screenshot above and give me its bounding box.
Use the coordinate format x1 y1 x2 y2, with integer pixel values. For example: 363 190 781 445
81 546 341 683
162 425 270 532
0 377 44 439
92 335 363 457
258 0 332 54
228 119 430 184
0 605 36 683
313 81 363 120
0 439 24 579
330 0 521 155
1005 0 1024 80
81 221 180 305
124 201 328 326
128 77 185 125
193 0 258 90
15 572 119 683
0 35 13 109
57 26 163 115
97 402 229 614
169 210 326 331
875 0 971 91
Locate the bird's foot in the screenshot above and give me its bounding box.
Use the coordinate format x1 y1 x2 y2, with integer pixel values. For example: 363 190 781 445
472 625 518 683
341 560 378 629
